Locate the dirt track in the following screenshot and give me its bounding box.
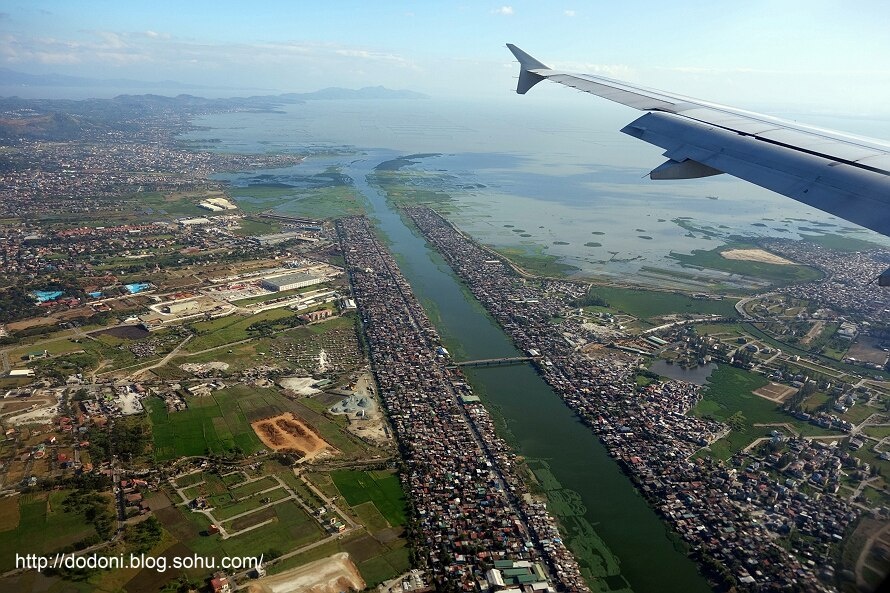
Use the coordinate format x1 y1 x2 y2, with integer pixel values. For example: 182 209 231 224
251 412 331 459
753 382 797 403
247 552 364 593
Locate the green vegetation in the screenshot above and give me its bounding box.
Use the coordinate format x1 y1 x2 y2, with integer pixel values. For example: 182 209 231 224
180 498 324 560
233 217 281 236
585 286 739 323
136 191 211 218
185 308 294 352
0 491 106 571
230 183 299 202
147 386 286 460
231 169 366 219
668 244 823 286
0 286 41 323
86 416 152 463
493 245 580 277
331 470 406 527
525 460 622 586
370 155 453 207
799 232 885 252
693 365 840 458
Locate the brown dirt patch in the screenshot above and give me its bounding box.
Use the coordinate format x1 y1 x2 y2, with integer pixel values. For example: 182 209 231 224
144 493 172 512
0 401 38 414
228 506 277 531
251 412 331 459
720 248 794 265
373 527 401 544
343 534 385 563
754 382 797 402
123 542 193 593
0 496 20 531
154 506 201 541
247 552 364 593
6 317 56 331
800 320 825 346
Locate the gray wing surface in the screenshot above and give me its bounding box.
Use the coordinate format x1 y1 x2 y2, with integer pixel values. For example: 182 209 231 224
507 44 890 238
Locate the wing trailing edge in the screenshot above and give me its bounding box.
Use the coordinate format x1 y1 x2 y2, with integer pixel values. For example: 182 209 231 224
506 44 890 242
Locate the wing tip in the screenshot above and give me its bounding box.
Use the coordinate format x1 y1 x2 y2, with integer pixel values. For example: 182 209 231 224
506 44 548 94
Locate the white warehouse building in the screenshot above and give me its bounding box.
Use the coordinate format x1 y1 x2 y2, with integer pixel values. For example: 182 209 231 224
260 273 324 292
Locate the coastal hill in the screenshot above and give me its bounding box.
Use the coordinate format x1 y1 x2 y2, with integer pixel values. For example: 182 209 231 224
0 85 427 141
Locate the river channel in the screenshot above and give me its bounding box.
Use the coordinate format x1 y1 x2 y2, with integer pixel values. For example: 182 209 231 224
342 157 712 593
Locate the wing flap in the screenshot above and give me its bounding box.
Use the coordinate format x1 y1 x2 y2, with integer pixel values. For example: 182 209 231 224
508 44 890 236
623 111 890 235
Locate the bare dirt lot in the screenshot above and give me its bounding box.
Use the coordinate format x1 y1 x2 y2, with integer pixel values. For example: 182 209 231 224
247 552 365 593
847 336 890 366
754 382 798 403
721 248 795 265
251 412 331 459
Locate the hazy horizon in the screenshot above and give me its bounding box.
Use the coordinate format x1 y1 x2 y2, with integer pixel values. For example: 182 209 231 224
2 1 890 118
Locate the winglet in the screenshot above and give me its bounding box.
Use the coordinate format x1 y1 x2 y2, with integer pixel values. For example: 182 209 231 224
507 44 550 94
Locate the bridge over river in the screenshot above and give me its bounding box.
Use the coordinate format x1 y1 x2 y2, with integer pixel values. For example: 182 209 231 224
453 356 537 368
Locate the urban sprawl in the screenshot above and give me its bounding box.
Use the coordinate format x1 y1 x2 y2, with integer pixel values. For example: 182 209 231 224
0 94 888 593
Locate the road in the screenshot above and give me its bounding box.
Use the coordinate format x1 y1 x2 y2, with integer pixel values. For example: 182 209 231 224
856 520 890 589
129 334 193 379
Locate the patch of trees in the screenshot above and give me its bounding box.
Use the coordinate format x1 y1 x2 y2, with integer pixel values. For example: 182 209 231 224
63 489 115 540
125 516 162 553
247 314 305 337
569 291 609 308
0 286 40 323
87 418 152 463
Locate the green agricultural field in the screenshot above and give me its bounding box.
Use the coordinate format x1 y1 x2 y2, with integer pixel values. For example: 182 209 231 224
331 470 406 528
275 185 366 219
862 425 890 439
136 191 211 218
185 308 294 352
230 172 366 219
229 475 278 499
233 217 281 236
178 498 324 561
586 286 739 323
0 491 105 571
147 386 289 461
214 488 290 521
668 244 823 287
693 365 840 458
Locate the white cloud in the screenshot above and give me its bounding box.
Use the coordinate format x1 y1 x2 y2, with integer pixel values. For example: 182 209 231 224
560 61 636 80
493 6 514 16
563 9 576 17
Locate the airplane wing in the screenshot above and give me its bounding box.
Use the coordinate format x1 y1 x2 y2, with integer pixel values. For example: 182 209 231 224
507 44 890 242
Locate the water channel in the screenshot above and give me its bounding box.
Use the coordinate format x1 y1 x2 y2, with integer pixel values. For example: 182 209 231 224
344 156 713 593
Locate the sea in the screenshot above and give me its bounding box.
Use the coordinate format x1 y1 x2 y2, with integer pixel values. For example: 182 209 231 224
181 95 890 288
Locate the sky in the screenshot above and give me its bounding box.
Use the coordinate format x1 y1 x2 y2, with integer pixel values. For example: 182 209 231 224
2 1 890 117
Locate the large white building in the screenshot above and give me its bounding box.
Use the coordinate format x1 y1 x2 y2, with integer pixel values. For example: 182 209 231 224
260 273 323 292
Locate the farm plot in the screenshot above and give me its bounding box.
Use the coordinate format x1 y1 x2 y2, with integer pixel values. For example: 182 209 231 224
148 386 289 461
331 470 406 528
